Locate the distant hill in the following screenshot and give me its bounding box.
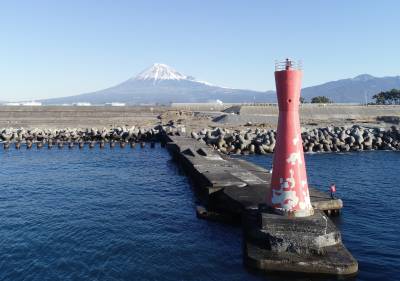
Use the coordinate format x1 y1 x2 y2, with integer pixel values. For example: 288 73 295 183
41 63 273 105
38 64 400 105
301 74 400 103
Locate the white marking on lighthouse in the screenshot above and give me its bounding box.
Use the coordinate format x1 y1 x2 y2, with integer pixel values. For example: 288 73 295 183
286 152 303 165
272 169 299 210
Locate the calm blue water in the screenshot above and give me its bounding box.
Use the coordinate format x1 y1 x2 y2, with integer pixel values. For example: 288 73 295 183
0 147 398 281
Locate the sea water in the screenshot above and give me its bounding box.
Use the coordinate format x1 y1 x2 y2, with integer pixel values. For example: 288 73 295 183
0 146 398 281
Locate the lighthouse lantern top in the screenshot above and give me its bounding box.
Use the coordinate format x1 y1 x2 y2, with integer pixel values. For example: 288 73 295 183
275 59 302 71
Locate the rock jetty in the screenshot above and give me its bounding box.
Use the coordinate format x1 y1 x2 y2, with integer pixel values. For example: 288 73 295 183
2 124 399 154
191 125 400 154
0 125 186 148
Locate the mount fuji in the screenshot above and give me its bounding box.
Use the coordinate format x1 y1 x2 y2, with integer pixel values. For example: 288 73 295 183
41 63 271 105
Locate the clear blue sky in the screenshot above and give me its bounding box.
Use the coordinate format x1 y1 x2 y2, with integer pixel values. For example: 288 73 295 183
0 0 399 101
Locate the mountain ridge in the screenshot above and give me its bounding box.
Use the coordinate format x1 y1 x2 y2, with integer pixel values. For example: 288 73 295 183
301 74 400 103
39 64 400 104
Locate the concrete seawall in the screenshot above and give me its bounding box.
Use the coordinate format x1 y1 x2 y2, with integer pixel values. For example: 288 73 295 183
1 104 399 129
234 104 400 118
220 104 400 125
0 106 165 128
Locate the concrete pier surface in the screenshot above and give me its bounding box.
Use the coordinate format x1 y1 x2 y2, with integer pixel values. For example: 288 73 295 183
166 136 342 213
165 135 357 276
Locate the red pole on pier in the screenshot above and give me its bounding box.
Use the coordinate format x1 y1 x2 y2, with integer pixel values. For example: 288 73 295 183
267 59 313 217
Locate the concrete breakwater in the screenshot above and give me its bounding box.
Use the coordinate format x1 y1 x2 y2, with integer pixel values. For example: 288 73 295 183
165 135 357 276
0 125 186 148
3 123 400 155
191 124 400 154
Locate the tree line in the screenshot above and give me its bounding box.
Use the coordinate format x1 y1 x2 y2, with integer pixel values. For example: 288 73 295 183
372 89 400 105
300 96 333 104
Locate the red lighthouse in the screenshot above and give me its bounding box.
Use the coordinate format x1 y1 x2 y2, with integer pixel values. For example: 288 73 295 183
267 59 313 217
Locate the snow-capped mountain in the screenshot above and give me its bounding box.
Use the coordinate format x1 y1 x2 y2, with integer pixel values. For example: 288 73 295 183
41 63 270 105
135 63 189 82
39 63 400 105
